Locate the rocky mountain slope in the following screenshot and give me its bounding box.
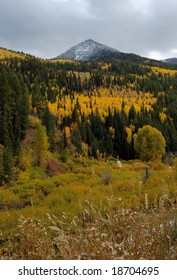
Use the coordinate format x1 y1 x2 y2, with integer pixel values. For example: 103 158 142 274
54 39 144 62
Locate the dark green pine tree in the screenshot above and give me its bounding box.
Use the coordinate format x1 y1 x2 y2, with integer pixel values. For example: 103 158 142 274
91 139 98 159
71 127 83 155
9 72 21 155
128 104 136 125
62 129 68 149
77 74 82 92
0 71 12 147
105 107 113 128
90 111 104 141
130 133 135 159
113 110 130 160
18 74 30 139
31 78 46 115
85 122 94 146
47 86 56 103
0 70 13 179
79 122 87 143
166 120 177 152
104 131 114 156
71 104 80 123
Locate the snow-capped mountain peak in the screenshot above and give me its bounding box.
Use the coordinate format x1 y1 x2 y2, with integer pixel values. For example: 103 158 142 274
54 39 120 61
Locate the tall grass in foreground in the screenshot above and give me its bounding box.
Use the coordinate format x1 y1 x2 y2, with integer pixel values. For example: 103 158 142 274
1 195 177 260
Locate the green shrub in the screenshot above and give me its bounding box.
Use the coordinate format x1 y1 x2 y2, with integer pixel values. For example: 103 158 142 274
0 189 27 210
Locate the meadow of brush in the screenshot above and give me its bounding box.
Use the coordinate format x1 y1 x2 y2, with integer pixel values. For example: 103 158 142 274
0 156 177 260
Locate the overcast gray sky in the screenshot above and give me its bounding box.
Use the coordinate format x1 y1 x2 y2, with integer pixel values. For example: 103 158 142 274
0 0 177 59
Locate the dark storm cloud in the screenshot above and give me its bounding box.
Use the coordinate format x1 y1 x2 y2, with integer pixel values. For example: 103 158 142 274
0 0 177 59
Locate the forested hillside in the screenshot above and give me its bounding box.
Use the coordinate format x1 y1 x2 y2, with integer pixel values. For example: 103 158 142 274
1 56 177 181
1 54 177 259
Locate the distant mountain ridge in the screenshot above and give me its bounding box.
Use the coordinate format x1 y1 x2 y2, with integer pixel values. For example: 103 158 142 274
53 39 146 63
54 39 120 61
162 58 177 65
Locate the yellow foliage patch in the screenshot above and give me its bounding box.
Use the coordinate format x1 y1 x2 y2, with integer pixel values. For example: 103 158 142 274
151 67 177 76
0 48 26 60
